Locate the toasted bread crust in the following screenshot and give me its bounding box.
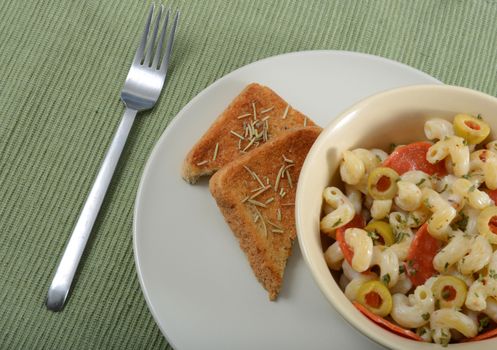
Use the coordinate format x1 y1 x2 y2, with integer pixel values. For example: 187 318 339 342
209 127 321 300
182 83 317 184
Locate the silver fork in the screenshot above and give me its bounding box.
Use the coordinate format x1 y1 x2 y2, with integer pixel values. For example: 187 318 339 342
46 3 179 311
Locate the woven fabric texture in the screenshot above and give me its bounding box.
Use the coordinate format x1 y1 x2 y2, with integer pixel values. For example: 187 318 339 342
1 0 497 348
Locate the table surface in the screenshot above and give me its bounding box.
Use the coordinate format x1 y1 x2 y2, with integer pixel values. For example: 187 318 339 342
1 0 497 349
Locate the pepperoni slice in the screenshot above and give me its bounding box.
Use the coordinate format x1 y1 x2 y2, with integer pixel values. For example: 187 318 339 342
383 142 446 176
353 302 423 341
465 327 497 342
404 224 442 286
335 214 365 266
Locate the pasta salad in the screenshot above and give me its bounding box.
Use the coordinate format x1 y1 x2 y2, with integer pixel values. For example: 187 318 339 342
321 114 497 346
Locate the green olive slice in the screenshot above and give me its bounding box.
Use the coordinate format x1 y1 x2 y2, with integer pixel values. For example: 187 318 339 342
432 275 467 309
454 114 490 145
356 280 393 317
364 221 395 246
367 167 399 200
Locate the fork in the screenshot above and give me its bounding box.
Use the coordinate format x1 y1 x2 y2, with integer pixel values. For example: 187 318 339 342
46 3 179 311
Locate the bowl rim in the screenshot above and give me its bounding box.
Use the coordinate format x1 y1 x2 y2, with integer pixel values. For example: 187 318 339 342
295 83 497 349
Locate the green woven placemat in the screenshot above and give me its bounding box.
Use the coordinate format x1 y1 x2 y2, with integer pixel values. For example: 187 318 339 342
1 0 497 348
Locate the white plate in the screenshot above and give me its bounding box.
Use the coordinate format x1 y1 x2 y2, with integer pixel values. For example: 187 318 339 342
133 50 441 350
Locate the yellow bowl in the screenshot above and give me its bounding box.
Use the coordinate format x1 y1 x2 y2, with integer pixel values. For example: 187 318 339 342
296 84 497 349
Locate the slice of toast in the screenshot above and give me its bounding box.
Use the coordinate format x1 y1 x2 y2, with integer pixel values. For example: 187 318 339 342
209 127 322 300
182 83 317 184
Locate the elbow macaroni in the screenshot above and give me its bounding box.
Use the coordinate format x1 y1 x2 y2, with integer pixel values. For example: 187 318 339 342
338 273 350 291
342 260 361 281
351 148 381 173
422 188 456 240
340 150 365 185
484 157 497 190
324 241 344 270
427 136 469 177
345 185 362 214
400 170 432 189
370 246 399 287
388 236 413 262
371 199 392 220
424 118 454 140
344 228 373 272
470 150 497 190
320 187 355 234
433 232 471 272
391 284 435 328
465 251 497 311
451 178 492 210
457 235 492 275
465 278 497 311
395 180 422 211
430 309 478 344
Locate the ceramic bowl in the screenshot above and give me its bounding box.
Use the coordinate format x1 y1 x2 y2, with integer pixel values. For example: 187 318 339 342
296 84 497 349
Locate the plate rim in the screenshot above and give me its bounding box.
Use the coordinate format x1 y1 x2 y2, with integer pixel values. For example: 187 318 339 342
132 49 441 347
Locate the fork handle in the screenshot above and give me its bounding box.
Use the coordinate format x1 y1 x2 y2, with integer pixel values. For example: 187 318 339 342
46 107 138 311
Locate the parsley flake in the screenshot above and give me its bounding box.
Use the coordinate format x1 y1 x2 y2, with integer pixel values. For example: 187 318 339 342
382 274 391 285
331 218 342 228
451 212 468 232
412 215 420 226
367 230 380 241
479 316 490 331
395 231 407 243
416 178 426 186
406 260 417 276
439 329 450 347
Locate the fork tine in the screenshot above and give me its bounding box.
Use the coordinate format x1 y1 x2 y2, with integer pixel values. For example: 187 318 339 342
152 8 170 69
133 3 155 64
160 10 179 73
143 4 163 66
